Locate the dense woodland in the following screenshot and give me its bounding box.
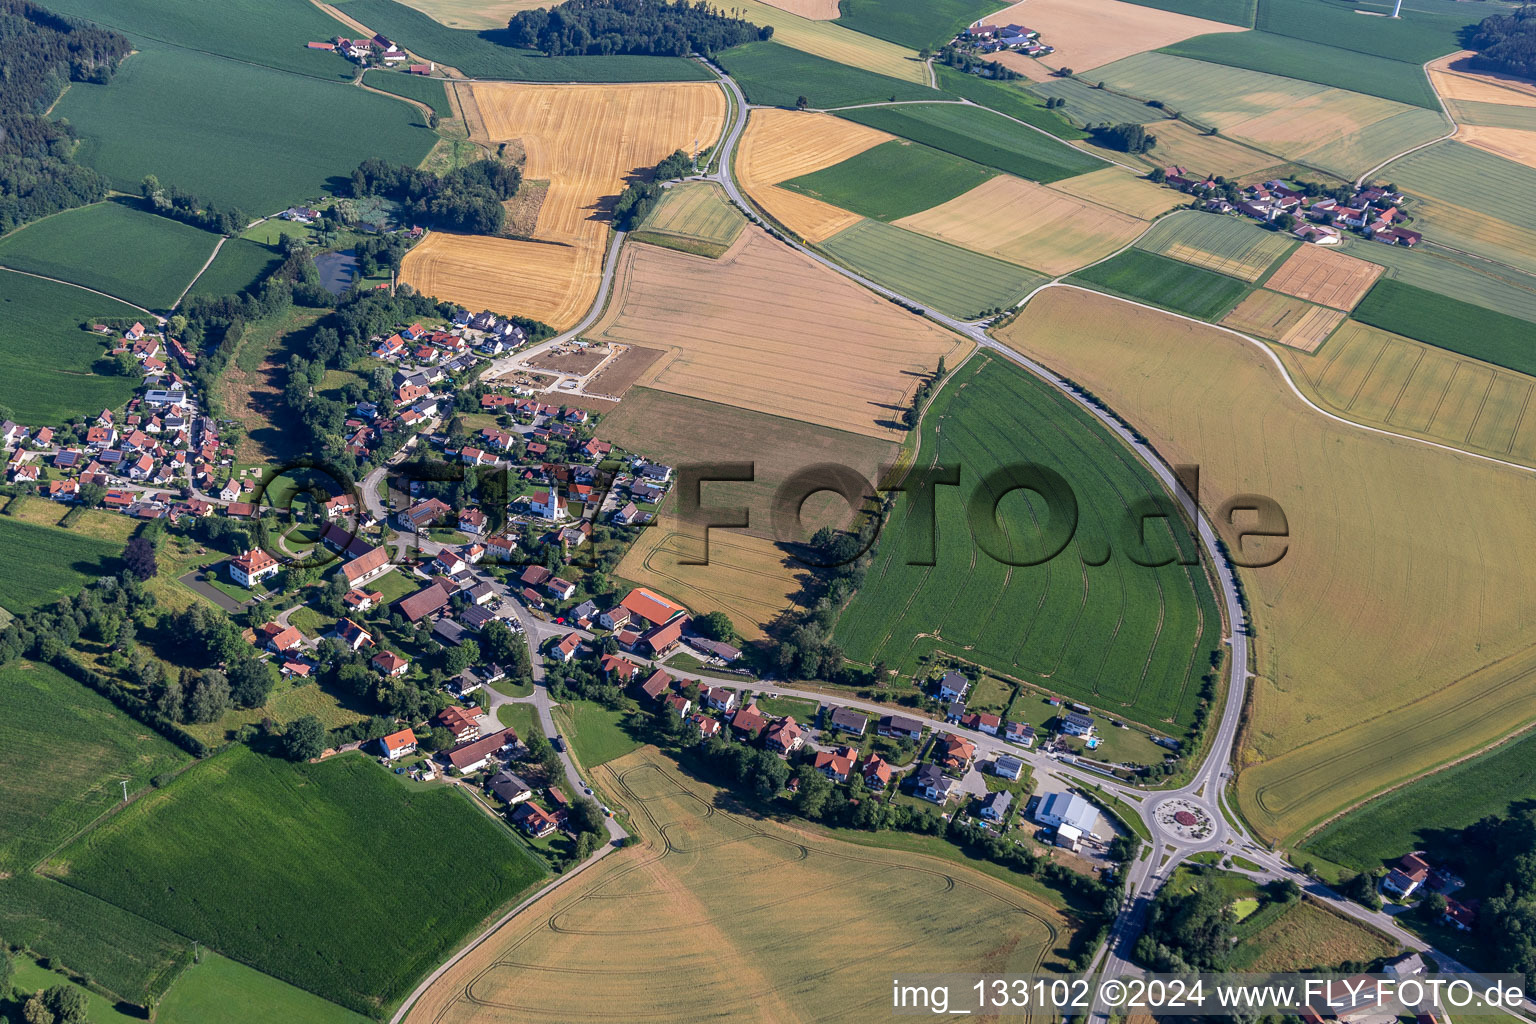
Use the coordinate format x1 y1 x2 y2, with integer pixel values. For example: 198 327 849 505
504 0 769 57
1470 6 1536 79
0 0 129 234
348 158 522 235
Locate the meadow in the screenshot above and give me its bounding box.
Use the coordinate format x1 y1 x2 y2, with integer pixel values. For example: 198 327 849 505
834 353 1222 731
155 953 370 1024
733 108 891 241
49 746 546 1015
835 0 1005 50
0 202 218 311
715 40 943 108
997 286 1536 844
933 65 1087 141
403 751 1074 1024
587 230 970 439
818 218 1045 317
335 0 713 81
554 701 644 769
54 40 437 215
1135 211 1295 282
1276 318 1536 471
631 182 746 259
1070 250 1252 320
185 239 283 300
1254 0 1472 65
1302 730 1536 874
713 0 928 84
1118 0 1254 25
45 0 358 79
0 271 143 422
1227 899 1398 971
1027 77 1174 130
1352 279 1536 378
1386 142 1536 277
362 69 453 117
837 102 1106 183
1161 31 1439 109
780 139 997 221
0 517 123 615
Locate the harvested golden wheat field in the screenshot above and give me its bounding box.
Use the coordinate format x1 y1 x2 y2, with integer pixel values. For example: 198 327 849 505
400 82 725 328
404 751 1071 1024
1429 51 1536 106
759 0 840 17
1221 290 1344 353
729 0 925 82
1051 167 1187 220
396 0 547 29
1454 124 1536 169
1263 245 1383 311
735 109 892 242
1275 319 1536 468
997 286 1536 844
895 174 1148 276
982 0 1242 74
588 228 971 439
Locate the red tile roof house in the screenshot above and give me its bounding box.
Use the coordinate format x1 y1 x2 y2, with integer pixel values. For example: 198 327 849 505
938 733 976 770
443 727 516 773
396 580 453 622
372 650 409 676
814 748 855 783
230 548 280 588
1381 852 1432 898
665 693 692 718
379 728 418 760
601 653 639 683
961 711 1001 736
337 617 373 651
862 754 892 790
636 668 672 701
644 617 687 658
337 545 391 589
343 587 383 612
261 623 304 653
436 705 488 743
765 716 804 755
511 801 559 838
552 632 580 663
692 714 721 741
730 704 769 738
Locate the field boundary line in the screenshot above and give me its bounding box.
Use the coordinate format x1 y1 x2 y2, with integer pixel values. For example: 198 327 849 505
0 265 159 320
1356 55 1459 186
171 236 228 311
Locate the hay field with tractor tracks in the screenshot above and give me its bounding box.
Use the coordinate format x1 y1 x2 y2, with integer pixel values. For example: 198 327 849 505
403 750 1073 1024
1262 245 1383 311
1220 290 1344 352
587 228 971 440
400 81 725 328
996 286 1536 845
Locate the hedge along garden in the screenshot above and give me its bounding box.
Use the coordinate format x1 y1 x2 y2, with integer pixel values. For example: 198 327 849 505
833 354 1222 731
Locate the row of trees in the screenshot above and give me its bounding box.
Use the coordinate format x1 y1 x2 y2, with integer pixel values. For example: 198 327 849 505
612 149 696 230
139 175 247 235
504 0 768 58
0 0 129 234
347 157 522 235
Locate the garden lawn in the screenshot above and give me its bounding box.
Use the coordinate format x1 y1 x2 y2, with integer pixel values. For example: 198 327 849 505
48 746 546 1016
1069 249 1252 321
780 139 996 221
53 39 437 215
0 201 219 311
156 953 369 1024
1302 730 1536 874
0 517 123 614
716 40 944 108
755 694 819 720
363 69 453 117
497 701 542 740
186 239 283 300
335 0 711 81
836 103 1106 182
818 218 1044 318
1161 31 1439 109
1352 279 1536 378
0 271 143 422
833 353 1222 731
835 0 1008 51
556 700 642 768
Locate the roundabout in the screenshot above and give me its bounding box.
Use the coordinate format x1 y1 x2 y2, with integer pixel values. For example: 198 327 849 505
1154 798 1215 843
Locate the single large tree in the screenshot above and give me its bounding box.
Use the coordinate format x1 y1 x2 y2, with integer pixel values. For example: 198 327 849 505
123 535 158 580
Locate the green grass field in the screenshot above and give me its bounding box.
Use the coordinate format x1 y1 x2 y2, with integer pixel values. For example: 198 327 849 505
0 660 189 873
0 517 124 614
837 102 1106 183
1117 0 1255 26
1386 141 1536 276
1352 279 1536 378
834 0 1006 51
45 0 358 79
1027 77 1173 130
10 956 144 1024
556 700 642 768
1336 235 1536 326
833 354 1222 730
1134 210 1296 282
932 66 1086 141
717 40 944 108
1070 249 1252 320
335 0 712 81
630 182 746 258
781 139 996 221
54 39 437 215
0 201 218 311
156 953 369 1024
818 218 1044 318
1161 31 1439 109
186 239 283 300
1255 0 1473 64
50 746 546 1016
497 701 542 740
1302 730 1536 874
362 68 453 117
0 271 145 423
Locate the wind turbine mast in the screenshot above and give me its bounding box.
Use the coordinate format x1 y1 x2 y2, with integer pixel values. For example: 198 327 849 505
1391 0 1403 17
